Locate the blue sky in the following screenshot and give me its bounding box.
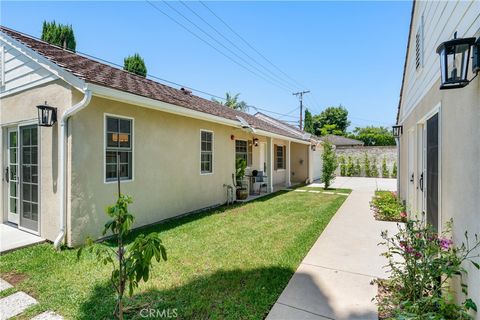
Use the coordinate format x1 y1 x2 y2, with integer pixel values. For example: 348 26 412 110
1 1 412 129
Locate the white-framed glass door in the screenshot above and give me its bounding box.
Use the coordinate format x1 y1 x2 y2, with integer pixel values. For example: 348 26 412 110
6 127 19 224
18 125 39 234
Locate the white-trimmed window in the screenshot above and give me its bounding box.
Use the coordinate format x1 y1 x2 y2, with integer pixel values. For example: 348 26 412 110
105 115 133 182
200 130 213 174
235 140 252 167
275 144 285 170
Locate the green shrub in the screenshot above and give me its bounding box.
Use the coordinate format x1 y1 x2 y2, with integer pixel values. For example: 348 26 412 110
391 161 397 178
364 153 371 177
354 158 361 176
378 220 480 319
370 191 406 222
339 155 346 176
321 141 337 189
382 156 389 178
124 53 147 77
371 158 379 177
346 156 354 177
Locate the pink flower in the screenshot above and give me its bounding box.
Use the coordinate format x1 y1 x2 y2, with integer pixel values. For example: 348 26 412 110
439 238 453 250
400 212 407 218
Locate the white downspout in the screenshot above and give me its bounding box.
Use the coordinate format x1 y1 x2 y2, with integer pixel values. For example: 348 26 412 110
54 89 92 250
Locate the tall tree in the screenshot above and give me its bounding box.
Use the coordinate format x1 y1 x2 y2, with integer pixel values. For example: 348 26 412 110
213 92 249 112
41 21 76 51
313 105 350 136
304 109 314 134
348 126 396 146
124 53 147 77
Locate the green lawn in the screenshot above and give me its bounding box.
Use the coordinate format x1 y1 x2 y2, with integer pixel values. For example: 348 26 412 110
297 186 352 194
0 190 347 320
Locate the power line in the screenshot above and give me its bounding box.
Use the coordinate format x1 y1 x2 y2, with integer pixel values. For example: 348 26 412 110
147 0 293 93
178 1 300 92
199 1 308 90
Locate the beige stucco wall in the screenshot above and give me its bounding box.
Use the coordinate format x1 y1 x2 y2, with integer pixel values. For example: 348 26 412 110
398 76 480 312
291 142 309 183
0 80 72 241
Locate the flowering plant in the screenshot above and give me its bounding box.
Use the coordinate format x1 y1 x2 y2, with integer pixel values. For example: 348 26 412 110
378 219 480 319
371 191 406 222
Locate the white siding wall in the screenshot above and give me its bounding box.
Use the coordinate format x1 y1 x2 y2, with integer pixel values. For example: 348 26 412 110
0 41 58 97
399 0 480 122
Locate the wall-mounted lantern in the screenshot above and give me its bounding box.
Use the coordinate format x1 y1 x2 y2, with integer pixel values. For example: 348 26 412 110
253 138 259 147
311 144 317 151
392 125 403 138
436 35 477 90
36 102 57 127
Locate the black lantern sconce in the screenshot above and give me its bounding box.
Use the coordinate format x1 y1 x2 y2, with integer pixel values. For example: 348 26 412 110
392 125 403 138
253 138 259 147
311 144 317 151
436 34 478 90
36 102 57 127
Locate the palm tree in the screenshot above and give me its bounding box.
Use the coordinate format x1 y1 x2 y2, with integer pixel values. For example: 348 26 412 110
213 92 249 112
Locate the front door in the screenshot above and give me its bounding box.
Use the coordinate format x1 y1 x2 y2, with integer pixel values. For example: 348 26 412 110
259 143 266 172
6 128 19 224
416 124 426 219
407 129 415 214
426 114 439 232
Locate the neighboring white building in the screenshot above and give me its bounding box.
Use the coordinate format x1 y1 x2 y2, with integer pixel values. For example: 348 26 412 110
396 0 480 315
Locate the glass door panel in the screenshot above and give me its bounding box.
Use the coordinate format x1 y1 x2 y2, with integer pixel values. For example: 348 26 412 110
19 125 39 233
7 128 19 224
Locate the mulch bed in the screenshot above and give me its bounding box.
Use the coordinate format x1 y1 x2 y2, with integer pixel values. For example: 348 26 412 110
2 271 28 286
374 279 397 320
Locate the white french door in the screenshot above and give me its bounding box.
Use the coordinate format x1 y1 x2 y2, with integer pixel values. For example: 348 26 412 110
416 124 426 219
6 128 19 224
4 125 39 234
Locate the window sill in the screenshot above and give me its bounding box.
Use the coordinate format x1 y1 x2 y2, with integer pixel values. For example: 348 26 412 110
104 179 134 184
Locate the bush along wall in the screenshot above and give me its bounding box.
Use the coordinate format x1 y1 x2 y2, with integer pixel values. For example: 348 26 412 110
335 146 397 178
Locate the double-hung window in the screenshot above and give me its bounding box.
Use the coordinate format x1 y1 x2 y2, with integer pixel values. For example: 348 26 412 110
275 144 285 170
105 116 133 182
235 140 253 167
200 130 213 174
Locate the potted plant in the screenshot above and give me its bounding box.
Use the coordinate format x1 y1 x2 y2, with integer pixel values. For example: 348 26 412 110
235 158 248 200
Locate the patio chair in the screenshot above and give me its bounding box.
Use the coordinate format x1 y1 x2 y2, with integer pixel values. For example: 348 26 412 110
252 170 268 195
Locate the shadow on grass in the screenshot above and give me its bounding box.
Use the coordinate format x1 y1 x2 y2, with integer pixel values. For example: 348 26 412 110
77 267 378 320
77 267 294 320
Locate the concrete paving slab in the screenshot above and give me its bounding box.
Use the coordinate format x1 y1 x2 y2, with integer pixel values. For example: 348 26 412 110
0 280 12 292
276 264 377 320
31 311 64 320
267 303 332 320
0 291 37 319
0 224 44 253
267 177 399 320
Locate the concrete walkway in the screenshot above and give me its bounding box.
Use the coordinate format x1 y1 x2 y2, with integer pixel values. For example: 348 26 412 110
267 177 399 320
0 224 44 253
0 278 62 320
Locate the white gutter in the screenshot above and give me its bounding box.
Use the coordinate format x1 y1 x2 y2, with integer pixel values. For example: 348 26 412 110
53 89 92 250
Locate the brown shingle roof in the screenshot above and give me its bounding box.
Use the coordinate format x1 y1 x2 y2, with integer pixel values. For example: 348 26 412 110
320 135 364 146
0 26 308 142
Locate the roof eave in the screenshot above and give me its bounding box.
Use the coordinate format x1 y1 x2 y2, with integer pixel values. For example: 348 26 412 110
396 0 416 125
0 31 87 92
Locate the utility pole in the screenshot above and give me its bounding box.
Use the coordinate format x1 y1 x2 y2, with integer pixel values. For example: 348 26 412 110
292 90 310 130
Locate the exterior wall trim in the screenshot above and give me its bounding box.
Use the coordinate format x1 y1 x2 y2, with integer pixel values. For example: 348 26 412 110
199 129 214 176
103 113 135 184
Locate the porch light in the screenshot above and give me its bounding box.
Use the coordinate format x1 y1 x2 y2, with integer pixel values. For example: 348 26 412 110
436 36 476 90
253 138 259 146
311 144 316 151
36 102 57 127
392 125 403 138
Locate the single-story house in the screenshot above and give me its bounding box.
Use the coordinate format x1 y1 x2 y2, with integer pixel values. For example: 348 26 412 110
396 0 479 314
0 26 322 247
254 112 324 181
320 134 364 148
